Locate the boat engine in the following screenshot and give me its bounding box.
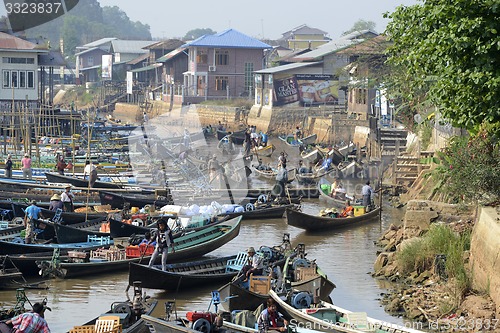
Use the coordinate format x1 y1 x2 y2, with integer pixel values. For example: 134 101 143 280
186 311 216 333
291 291 313 309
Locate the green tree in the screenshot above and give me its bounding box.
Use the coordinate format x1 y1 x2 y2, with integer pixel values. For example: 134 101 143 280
384 0 500 135
183 28 216 41
341 19 376 36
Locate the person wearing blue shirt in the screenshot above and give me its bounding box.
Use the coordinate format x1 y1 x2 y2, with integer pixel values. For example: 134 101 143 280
24 200 43 244
259 132 268 147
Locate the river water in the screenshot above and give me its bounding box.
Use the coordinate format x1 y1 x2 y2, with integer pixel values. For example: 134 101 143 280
0 140 410 332
0 198 408 332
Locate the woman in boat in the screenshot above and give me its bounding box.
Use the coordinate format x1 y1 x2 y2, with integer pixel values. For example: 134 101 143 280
339 200 354 218
257 298 288 333
48 194 63 212
55 156 67 175
148 218 175 271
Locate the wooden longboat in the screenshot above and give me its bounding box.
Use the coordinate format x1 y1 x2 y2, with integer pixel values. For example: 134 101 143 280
282 254 336 302
253 144 275 157
10 202 107 223
224 203 298 220
99 190 172 209
285 206 381 232
38 215 242 279
317 178 356 208
45 172 124 189
53 217 109 243
0 237 113 255
128 255 238 290
269 289 426 333
279 134 318 147
108 214 229 238
68 282 157 333
218 279 269 312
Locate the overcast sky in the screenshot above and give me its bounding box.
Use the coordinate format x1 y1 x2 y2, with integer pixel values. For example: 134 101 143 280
95 0 419 40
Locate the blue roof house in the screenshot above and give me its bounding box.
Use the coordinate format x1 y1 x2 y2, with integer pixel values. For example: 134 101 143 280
181 29 270 102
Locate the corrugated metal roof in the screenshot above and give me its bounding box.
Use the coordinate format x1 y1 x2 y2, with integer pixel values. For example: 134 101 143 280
290 39 356 61
127 53 149 65
254 61 322 74
183 29 271 49
130 63 162 73
0 32 43 51
144 39 184 50
157 47 187 62
111 40 152 54
280 24 329 40
75 47 109 57
39 50 66 66
81 37 117 49
341 30 378 41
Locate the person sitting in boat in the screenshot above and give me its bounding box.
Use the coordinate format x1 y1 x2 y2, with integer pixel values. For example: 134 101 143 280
241 247 264 282
339 200 354 218
139 231 156 246
333 183 347 200
217 121 225 131
48 194 63 212
148 218 175 271
3 302 51 333
297 160 309 174
257 298 288 333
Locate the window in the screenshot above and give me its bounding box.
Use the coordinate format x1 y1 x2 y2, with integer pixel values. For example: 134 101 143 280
19 71 26 88
27 71 34 88
88 56 94 66
2 57 34 64
215 76 229 91
11 71 18 88
215 50 229 66
244 63 254 92
2 70 35 89
3 71 10 88
196 50 208 64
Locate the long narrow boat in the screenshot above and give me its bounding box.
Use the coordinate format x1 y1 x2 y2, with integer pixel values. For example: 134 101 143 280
253 144 275 157
269 289 425 333
128 255 238 290
10 202 107 223
99 190 172 209
45 172 124 189
224 203 299 220
0 237 113 255
53 217 109 243
37 215 242 279
68 282 156 333
282 249 336 302
285 206 381 232
317 178 356 208
279 133 318 147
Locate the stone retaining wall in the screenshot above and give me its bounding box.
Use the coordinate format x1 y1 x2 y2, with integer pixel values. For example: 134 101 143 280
469 207 500 314
113 102 370 145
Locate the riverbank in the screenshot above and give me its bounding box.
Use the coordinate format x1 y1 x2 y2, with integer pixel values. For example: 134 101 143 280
372 200 499 331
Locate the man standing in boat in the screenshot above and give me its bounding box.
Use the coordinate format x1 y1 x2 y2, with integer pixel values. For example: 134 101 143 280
148 218 175 271
83 161 98 188
362 181 374 211
24 200 44 244
61 185 75 212
4 154 13 178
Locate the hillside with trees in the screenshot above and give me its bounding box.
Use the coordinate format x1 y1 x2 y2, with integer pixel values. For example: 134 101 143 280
20 0 151 58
